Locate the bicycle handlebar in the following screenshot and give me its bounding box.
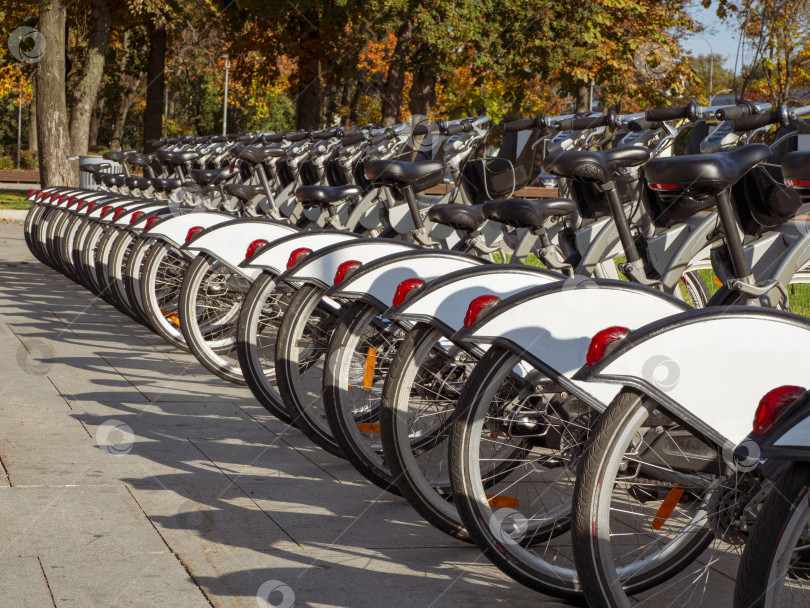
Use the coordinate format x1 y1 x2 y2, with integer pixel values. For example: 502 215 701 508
503 116 543 132
732 108 787 131
628 117 663 132
554 112 614 131
341 131 366 146
286 131 310 142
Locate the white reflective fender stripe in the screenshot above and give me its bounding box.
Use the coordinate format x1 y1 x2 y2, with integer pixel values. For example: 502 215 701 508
285 241 415 286
774 416 810 447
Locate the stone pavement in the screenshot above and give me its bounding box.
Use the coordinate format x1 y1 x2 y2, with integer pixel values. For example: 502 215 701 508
0 218 737 607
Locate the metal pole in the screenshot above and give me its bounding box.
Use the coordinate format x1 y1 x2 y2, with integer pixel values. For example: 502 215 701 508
695 35 713 103
222 55 230 136
589 79 594 111
163 70 169 139
17 86 22 169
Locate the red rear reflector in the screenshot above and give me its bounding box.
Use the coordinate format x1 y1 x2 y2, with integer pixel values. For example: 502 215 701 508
286 247 312 269
100 205 113 216
649 183 677 190
113 207 128 221
129 211 144 224
66 196 78 207
145 215 161 230
753 385 806 436
786 179 810 187
333 260 361 285
50 193 60 202
85 202 98 214
392 278 425 307
586 326 630 366
463 295 500 328
246 239 269 260
28 189 36 198
185 226 204 242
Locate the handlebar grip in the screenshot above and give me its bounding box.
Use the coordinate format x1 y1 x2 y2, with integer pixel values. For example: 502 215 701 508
628 117 662 132
503 117 539 132
313 129 340 140
341 132 366 146
645 106 689 121
286 131 310 142
262 133 285 143
369 130 393 145
732 110 781 131
715 105 749 121
556 114 610 130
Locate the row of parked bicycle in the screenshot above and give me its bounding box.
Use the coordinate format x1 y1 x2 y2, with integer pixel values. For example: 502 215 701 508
22 100 810 606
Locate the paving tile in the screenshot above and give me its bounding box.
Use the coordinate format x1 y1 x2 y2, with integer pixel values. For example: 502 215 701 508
0 556 55 607
41 552 211 608
0 485 167 556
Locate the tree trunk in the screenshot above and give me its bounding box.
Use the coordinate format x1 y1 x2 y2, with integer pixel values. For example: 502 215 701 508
110 81 137 151
142 19 166 152
575 79 590 113
295 8 321 130
29 78 37 151
68 0 111 156
349 71 367 124
89 95 104 148
381 19 413 126
36 0 75 186
408 67 436 117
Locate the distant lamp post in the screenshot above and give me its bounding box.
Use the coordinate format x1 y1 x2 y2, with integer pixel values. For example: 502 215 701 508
710 88 732 106
16 85 22 169
163 68 174 139
222 54 231 136
693 34 714 104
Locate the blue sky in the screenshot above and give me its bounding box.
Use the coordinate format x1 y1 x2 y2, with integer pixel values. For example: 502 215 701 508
680 2 742 71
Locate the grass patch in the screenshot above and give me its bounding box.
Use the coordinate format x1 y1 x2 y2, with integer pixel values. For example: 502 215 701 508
0 191 31 210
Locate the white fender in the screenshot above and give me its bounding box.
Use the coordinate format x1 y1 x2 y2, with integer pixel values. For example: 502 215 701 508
184 219 299 279
582 308 810 445
86 199 135 220
328 250 489 310
455 280 691 409
387 265 563 333
144 211 233 248
283 239 418 289
95 201 147 224
39 189 85 205
242 231 362 275
111 203 166 227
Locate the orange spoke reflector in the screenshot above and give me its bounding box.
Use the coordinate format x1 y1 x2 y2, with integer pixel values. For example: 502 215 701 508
713 275 723 287
356 423 380 433
651 488 684 530
161 309 181 326
486 494 519 508
489 432 499 439
363 347 377 390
